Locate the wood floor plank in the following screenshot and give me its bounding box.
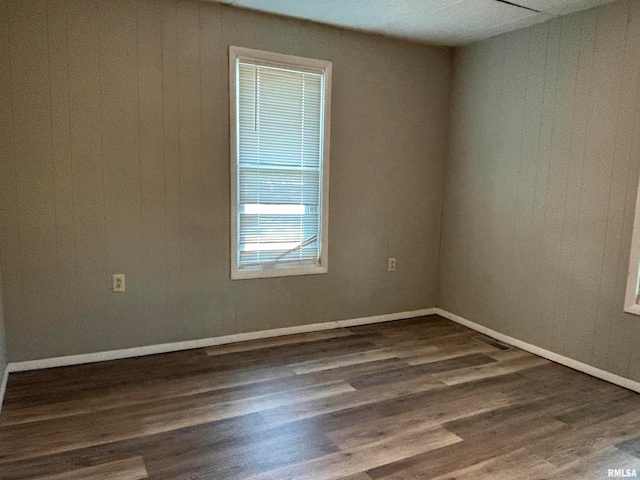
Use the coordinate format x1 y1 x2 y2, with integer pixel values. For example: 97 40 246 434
434 353 549 385
384 343 444 358
205 329 354 356
369 331 477 350
32 457 148 480
304 358 410 385
245 425 462 480
428 448 556 480
290 349 398 374
346 364 437 390
404 344 495 365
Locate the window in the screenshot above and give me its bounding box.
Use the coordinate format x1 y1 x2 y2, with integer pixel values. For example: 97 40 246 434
230 46 332 280
625 179 640 315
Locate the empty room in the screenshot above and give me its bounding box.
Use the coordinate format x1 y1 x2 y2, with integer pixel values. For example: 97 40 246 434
2 0 640 478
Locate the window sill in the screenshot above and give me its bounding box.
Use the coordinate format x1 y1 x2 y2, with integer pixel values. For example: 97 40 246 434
231 264 328 280
624 304 640 316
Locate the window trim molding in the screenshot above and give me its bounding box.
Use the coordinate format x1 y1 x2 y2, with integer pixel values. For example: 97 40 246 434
624 177 640 315
229 46 332 280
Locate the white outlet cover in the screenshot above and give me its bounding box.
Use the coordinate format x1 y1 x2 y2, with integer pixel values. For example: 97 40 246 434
112 274 125 292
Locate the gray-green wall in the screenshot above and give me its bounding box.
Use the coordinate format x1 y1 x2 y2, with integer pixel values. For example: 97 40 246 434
0 0 450 362
440 0 640 382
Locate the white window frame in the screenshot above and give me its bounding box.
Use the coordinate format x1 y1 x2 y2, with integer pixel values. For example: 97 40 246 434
229 46 332 280
625 178 640 315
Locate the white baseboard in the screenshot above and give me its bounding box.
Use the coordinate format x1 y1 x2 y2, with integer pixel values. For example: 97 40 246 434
0 365 8 414
5 305 636 410
6 308 436 373
435 308 640 394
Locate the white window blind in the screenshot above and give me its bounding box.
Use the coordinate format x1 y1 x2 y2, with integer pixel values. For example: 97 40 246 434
230 47 331 279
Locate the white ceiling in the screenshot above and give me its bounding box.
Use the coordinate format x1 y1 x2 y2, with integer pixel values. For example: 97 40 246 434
209 0 617 46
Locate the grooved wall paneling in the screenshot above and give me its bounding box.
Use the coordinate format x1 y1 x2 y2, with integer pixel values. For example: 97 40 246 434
0 0 450 362
440 0 640 382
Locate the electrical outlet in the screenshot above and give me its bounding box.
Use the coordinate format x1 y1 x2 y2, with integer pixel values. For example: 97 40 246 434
112 274 125 292
388 257 396 272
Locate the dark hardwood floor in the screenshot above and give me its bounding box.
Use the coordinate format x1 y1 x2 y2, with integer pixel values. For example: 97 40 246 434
1 315 640 479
